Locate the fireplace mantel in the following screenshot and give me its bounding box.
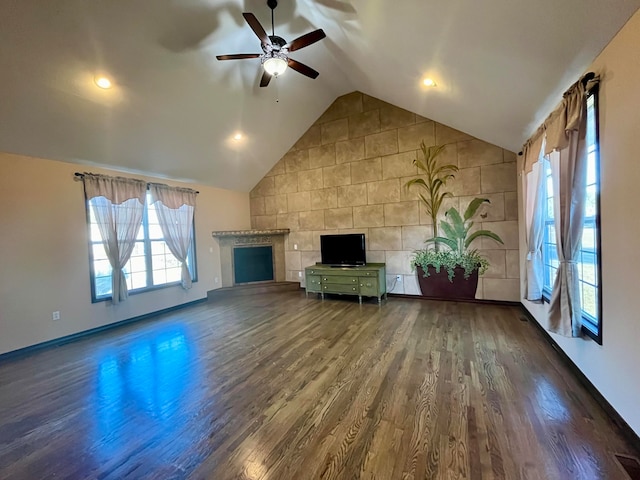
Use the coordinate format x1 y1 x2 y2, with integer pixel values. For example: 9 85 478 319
212 229 289 287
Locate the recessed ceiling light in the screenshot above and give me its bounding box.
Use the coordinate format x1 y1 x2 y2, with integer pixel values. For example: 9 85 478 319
95 76 112 89
233 133 243 141
422 78 437 87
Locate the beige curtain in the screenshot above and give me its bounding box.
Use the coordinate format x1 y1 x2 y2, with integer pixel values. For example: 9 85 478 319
82 174 147 304
523 146 547 302
149 184 197 289
546 80 589 336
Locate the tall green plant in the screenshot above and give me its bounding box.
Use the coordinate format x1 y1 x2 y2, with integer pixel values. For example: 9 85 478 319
405 141 458 241
426 198 504 253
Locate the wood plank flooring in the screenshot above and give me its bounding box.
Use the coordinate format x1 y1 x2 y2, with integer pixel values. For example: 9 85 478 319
0 291 637 479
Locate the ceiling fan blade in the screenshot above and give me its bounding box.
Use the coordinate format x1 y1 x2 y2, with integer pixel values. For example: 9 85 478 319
260 70 272 87
242 12 271 46
284 29 326 52
216 54 261 60
287 58 320 79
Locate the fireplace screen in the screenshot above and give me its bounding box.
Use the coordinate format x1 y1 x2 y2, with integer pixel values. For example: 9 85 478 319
233 245 274 284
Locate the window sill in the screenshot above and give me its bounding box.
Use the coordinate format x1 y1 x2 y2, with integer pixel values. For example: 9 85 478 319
92 278 198 304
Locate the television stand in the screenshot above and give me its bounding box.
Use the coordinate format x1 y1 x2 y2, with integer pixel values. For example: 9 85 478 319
304 263 387 304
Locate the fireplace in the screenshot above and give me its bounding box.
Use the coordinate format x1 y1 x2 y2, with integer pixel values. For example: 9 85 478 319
212 229 289 287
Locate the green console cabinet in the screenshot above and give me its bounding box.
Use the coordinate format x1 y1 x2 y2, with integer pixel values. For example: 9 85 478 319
304 263 387 304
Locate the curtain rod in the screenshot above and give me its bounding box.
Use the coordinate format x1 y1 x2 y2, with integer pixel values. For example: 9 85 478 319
74 172 199 194
518 71 596 156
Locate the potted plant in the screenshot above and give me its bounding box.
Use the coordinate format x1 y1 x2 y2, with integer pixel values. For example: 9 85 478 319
412 198 504 299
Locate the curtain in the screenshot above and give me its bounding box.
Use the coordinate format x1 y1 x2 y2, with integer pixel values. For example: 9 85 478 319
82 174 147 304
523 144 547 301
149 184 197 289
547 80 589 336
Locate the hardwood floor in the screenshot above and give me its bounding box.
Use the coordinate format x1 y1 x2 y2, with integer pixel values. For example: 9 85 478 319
0 291 637 479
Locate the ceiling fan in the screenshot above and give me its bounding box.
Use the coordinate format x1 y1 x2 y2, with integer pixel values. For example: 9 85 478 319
216 0 326 87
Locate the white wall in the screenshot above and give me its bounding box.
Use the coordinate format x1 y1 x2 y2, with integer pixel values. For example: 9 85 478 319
519 10 640 436
0 152 250 355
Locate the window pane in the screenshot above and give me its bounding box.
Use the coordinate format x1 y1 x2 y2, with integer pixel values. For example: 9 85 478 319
92 244 108 261
148 224 164 239
166 268 181 283
131 271 148 290
153 269 167 285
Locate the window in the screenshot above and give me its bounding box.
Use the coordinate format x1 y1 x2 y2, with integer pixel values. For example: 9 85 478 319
542 87 602 343
88 192 197 302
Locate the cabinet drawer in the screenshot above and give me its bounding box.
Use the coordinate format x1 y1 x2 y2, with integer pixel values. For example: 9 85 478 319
306 275 322 292
323 284 359 294
359 278 378 297
322 275 359 285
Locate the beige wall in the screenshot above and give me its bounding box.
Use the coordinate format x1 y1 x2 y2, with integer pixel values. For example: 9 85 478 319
519 10 640 436
0 152 250 355
249 92 519 300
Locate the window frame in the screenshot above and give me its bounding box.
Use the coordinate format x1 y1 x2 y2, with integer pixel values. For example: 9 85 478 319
86 191 198 303
540 84 602 344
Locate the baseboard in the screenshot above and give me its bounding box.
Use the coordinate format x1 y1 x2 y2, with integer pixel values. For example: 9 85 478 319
0 297 207 362
388 292 521 307
520 305 640 454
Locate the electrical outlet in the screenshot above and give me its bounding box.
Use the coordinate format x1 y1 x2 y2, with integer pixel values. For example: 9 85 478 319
214 277 219 284
52 311 60 321
396 275 402 282
294 244 298 250
298 271 302 278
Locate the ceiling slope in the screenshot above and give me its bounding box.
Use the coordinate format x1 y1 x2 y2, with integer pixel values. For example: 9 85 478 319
0 0 638 191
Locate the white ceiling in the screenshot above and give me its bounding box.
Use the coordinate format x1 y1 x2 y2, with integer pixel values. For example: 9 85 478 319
1 0 638 191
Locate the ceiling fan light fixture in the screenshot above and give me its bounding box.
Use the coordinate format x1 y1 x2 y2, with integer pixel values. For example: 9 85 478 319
263 54 288 76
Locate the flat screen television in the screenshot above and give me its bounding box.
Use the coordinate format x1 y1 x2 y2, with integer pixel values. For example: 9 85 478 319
320 233 366 267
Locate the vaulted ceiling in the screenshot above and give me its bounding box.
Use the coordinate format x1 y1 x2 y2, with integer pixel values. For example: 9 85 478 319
1 0 639 191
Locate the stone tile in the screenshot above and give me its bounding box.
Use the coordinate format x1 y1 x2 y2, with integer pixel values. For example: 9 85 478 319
419 197 460 226
274 173 299 194
483 278 520 301
368 227 402 250
399 175 422 202
386 251 413 275
289 231 315 251
384 201 419 226
458 139 504 168
505 191 518 220
351 158 382 184
458 193 505 222
479 250 506 278
336 138 365 164
476 278 484 300
337 184 368 207
367 179 400 205
325 207 354 229
286 250 302 271
365 130 398 158
447 167 481 196
299 210 325 230
387 274 404 294
403 274 421 295
309 144 336 169
286 270 302 283
362 94 391 112
317 92 363 123
353 205 385 228
250 176 275 197
481 162 517 193
480 220 519 250
250 197 265 216
301 251 321 268
264 159 285 177
284 149 310 173
310 188 337 210
277 213 300 231
366 250 386 263
321 118 349 144
506 249 520 279
349 110 381 138
381 151 418 180
398 121 436 153
265 194 288 214
323 164 351 187
380 105 415 131
254 215 277 229
294 124 322 149
298 168 323 191
434 123 473 145
503 149 517 163
338 228 369 236
401 225 431 251
287 191 311 212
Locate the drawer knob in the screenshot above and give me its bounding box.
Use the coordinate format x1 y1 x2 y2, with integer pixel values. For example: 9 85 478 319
352 279 356 282
323 277 327 281
352 287 356 291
